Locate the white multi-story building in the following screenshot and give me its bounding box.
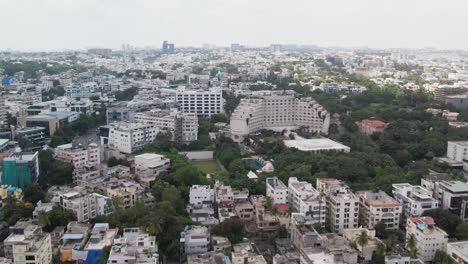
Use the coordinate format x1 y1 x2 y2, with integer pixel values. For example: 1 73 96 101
189 185 214 205
180 226 210 255
176 87 224 117
424 180 468 219
107 227 159 264
392 183 439 217
108 122 159 154
406 217 448 262
134 153 170 187
60 191 111 222
3 221 52 264
447 141 468 162
230 90 330 142
356 190 402 231
317 178 359 234
266 177 288 205
288 177 326 225
134 108 198 143
55 143 101 169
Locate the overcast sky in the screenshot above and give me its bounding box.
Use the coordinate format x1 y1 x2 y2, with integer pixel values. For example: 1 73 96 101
1 0 467 51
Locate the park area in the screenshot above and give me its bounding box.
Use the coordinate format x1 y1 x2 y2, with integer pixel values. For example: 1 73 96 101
190 160 223 174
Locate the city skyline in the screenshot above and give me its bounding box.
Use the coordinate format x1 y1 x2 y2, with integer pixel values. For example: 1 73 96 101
1 0 468 51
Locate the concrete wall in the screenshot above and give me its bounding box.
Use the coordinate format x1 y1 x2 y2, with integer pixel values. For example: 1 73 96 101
179 151 214 161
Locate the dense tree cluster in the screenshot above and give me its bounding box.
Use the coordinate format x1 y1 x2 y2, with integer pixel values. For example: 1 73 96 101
114 87 138 101
38 149 74 187
0 60 87 79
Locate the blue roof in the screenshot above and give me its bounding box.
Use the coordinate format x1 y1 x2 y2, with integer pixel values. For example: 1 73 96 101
224 256 232 264
7 186 16 192
63 233 84 240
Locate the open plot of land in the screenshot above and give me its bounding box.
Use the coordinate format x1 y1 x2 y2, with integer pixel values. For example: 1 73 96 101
190 160 223 174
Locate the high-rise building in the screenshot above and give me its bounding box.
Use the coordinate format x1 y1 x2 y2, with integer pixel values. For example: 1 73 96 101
406 217 448 262
288 177 326 225
1 152 39 189
356 190 402 231
230 90 330 142
162 40 175 54
107 122 160 154
176 87 224 117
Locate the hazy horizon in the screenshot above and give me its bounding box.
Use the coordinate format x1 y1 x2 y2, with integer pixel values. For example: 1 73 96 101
2 0 468 52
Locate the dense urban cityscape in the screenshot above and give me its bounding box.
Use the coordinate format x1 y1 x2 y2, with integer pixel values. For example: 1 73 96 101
2 25 468 264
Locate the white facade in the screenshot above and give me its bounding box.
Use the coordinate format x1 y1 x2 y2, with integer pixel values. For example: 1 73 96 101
288 177 326 225
230 90 330 142
181 226 210 255
406 217 448 262
134 153 170 186
134 108 198 143
447 141 468 162
107 227 158 264
447 241 468 264
356 191 402 231
317 178 360 234
60 191 111 222
108 122 160 154
55 143 101 169
3 222 52 264
176 87 224 117
189 185 214 205
392 183 439 217
266 177 288 205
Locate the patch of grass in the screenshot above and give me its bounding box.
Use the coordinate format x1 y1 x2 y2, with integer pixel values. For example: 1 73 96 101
190 160 223 174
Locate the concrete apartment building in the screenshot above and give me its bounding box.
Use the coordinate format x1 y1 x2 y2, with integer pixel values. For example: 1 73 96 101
189 185 214 206
288 177 326 225
134 108 199 143
55 142 101 169
105 180 146 209
180 226 210 255
60 191 111 222
134 153 170 187
447 141 468 163
58 222 91 263
187 185 217 225
317 178 359 234
343 228 382 262
1 152 40 189
73 165 106 188
447 241 468 264
406 217 448 262
428 180 468 219
266 177 288 205
108 122 159 154
176 87 224 117
108 227 159 264
392 183 439 217
230 90 330 142
3 221 52 264
356 190 402 230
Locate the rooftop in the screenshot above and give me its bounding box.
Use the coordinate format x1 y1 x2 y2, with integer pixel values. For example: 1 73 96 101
283 138 350 152
357 190 401 207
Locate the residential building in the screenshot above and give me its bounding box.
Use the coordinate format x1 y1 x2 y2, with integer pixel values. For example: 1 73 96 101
107 227 158 264
108 122 159 154
430 180 468 219
180 226 210 255
356 190 402 230
1 152 39 189
189 185 214 206
392 183 439 217
447 141 468 162
232 243 268 264
288 177 326 225
73 165 106 188
447 241 468 264
55 142 101 169
355 119 388 135
234 201 255 221
406 217 448 262
176 87 224 117
266 177 288 205
58 222 91 263
3 221 52 264
230 90 330 142
82 223 118 263
384 254 411 264
343 228 382 262
186 185 217 225
105 179 147 209
211 236 231 252
289 213 322 252
317 178 359 234
60 190 112 222
188 253 226 264
134 153 170 186
134 108 198 143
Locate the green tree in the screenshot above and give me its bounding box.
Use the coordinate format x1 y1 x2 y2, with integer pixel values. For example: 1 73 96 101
212 218 245 244
456 222 468 240
38 150 74 187
357 231 369 248
23 183 45 204
433 250 456 264
407 234 418 258
423 209 462 238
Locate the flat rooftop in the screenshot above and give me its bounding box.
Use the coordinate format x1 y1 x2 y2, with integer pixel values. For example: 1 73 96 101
284 138 350 152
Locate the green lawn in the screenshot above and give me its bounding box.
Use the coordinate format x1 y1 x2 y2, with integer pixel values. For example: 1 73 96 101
190 160 223 174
